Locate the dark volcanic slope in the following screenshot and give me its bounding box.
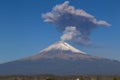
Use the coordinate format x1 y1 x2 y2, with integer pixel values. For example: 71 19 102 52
0 41 120 75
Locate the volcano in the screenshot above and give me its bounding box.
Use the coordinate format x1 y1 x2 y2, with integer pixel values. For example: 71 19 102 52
0 41 120 75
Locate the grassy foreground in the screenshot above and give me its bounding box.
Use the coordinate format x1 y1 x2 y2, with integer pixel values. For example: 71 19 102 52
0 75 120 80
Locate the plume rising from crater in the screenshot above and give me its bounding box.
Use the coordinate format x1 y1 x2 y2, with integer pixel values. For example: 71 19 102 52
42 1 111 45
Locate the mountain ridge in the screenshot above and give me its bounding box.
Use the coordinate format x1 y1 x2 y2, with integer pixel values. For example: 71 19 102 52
0 41 120 75
22 41 102 61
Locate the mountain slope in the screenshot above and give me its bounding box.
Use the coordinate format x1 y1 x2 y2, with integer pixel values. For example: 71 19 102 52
0 41 120 75
23 41 99 60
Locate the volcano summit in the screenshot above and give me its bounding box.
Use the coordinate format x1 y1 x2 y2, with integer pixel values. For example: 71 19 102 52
0 41 120 75
24 41 92 60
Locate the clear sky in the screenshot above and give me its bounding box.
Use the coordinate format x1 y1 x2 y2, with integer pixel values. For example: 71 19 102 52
0 0 120 63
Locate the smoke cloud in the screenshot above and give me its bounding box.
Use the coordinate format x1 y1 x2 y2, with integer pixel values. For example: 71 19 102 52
42 1 111 45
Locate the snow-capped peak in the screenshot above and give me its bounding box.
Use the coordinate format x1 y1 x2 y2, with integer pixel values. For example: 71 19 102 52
41 41 85 53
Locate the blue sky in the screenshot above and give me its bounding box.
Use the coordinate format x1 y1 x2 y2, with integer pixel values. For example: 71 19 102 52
0 0 120 63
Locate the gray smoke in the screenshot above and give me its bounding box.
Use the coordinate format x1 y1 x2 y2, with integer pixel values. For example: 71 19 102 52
42 1 111 45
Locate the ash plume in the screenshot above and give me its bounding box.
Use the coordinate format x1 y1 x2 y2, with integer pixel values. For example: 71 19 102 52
42 1 111 45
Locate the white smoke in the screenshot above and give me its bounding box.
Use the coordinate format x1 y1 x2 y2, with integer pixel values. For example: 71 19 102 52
61 26 79 41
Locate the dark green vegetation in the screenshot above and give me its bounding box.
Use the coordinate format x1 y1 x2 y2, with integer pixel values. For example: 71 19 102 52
0 75 120 80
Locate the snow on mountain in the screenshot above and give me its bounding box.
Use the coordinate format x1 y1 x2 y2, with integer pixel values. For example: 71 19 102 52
0 41 120 75
41 41 84 53
24 41 100 60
